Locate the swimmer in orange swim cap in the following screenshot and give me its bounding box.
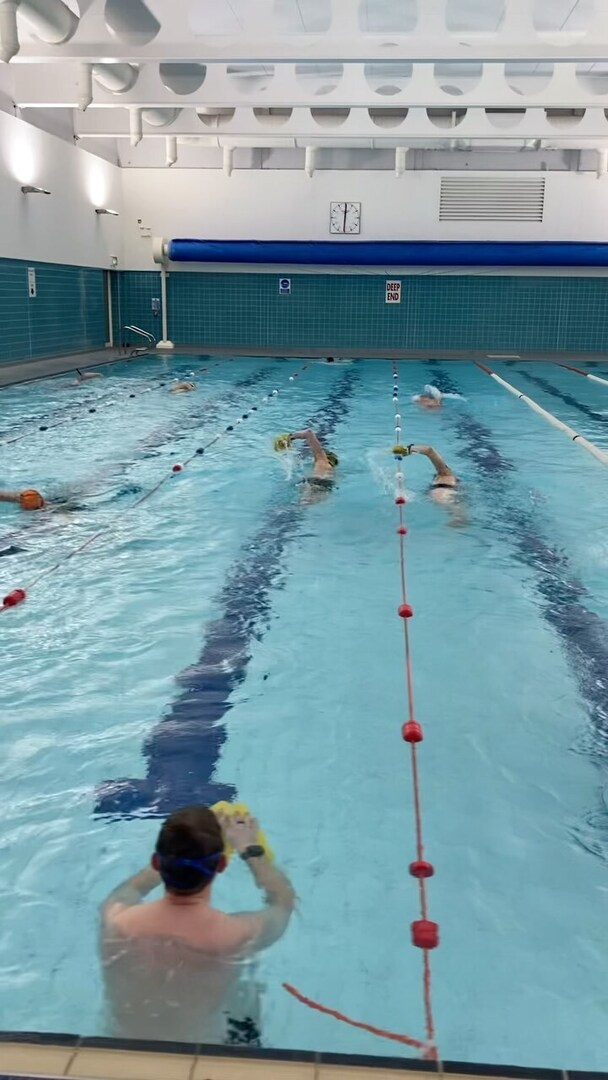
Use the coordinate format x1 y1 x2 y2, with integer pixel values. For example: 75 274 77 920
0 488 46 511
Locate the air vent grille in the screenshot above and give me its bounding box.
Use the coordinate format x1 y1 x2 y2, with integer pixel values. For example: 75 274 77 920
439 177 545 222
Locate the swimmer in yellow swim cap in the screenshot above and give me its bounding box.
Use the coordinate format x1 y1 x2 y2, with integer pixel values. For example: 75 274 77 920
101 804 295 1042
289 428 338 500
0 488 46 511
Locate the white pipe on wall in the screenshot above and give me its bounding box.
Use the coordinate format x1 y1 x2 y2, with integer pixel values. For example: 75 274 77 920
305 145 317 177
129 107 143 147
395 146 408 177
106 270 114 348
0 1 19 63
165 135 177 167
223 145 234 176
78 62 93 111
156 265 174 350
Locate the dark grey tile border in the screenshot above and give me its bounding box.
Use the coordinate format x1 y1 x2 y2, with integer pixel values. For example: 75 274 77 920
0 1032 78 1047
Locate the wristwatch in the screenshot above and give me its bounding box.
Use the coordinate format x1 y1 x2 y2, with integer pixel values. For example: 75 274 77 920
240 845 266 861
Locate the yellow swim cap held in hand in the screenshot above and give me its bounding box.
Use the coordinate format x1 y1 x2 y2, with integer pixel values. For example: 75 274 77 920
392 445 412 457
274 434 292 452
211 801 275 863
19 488 45 510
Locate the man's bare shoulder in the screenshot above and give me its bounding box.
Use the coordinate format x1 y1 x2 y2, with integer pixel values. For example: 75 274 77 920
103 900 258 955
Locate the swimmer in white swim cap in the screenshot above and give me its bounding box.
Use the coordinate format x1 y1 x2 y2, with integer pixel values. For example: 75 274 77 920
413 384 443 410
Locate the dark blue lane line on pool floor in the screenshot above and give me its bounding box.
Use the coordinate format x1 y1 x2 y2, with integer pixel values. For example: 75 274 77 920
510 366 608 425
428 363 608 787
0 366 275 556
95 369 359 817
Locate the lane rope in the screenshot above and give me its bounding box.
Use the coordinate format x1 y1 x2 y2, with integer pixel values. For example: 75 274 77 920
474 361 608 466
1 364 310 611
282 363 439 1062
554 362 608 390
0 359 226 450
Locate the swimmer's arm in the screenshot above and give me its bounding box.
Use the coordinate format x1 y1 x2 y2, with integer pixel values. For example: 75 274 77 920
410 445 454 478
0 491 20 504
235 857 296 952
290 429 328 465
101 867 161 919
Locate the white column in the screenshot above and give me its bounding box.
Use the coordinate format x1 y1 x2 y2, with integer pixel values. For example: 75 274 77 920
223 145 234 176
165 135 178 167
395 146 408 176
156 266 174 350
106 270 114 348
305 145 317 177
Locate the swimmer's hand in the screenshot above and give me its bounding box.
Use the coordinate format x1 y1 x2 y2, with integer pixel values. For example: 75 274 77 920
218 812 260 855
408 445 430 455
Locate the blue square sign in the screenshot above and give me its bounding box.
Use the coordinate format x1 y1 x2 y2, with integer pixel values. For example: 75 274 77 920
279 277 291 295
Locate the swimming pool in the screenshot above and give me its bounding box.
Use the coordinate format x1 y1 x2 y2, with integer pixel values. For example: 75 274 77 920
0 354 607 1069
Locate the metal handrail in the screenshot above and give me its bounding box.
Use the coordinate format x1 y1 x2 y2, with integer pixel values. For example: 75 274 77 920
123 325 157 356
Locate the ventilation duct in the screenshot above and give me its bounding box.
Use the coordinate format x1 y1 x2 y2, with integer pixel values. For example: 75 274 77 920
0 0 78 63
439 177 546 222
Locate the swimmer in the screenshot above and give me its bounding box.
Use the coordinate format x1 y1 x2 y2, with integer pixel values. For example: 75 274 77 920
0 488 46 511
0 488 87 513
73 368 102 385
101 805 295 1044
170 381 196 394
407 444 468 526
290 428 338 500
413 384 442 410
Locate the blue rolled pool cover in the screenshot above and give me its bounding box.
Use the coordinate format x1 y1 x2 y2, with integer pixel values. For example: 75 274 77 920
167 239 608 266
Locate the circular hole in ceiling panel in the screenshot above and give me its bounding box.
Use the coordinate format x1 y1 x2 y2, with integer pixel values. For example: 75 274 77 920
505 62 554 96
485 108 526 129
197 108 236 127
104 0 160 44
533 0 594 35
364 62 412 96
188 0 242 34
544 107 586 128
427 107 467 128
254 107 293 125
434 62 482 96
295 63 343 96
310 107 350 127
227 65 275 94
368 107 408 127
358 0 417 32
160 63 207 95
446 0 504 33
577 64 608 96
273 0 331 32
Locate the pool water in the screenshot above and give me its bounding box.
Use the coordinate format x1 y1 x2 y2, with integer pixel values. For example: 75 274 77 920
0 355 607 1069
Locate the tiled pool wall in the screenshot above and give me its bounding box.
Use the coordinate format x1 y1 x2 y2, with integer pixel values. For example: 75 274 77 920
0 258 107 363
3 258 608 363
116 269 608 354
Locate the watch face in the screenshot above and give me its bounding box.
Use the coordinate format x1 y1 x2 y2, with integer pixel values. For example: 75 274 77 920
330 202 361 234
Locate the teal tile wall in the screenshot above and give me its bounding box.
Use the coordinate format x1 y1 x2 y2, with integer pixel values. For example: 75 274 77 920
0 258 106 364
117 269 608 354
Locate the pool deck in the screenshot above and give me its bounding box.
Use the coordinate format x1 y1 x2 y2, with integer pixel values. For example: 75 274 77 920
0 346 606 390
0 1036 587 1080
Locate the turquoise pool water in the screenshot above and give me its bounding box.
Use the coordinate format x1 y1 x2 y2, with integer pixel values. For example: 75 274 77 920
0 355 607 1068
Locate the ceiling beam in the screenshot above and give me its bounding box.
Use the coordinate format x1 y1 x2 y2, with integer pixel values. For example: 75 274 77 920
10 62 607 111
72 105 608 143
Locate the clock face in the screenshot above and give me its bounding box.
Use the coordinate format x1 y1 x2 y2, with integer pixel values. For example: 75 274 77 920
330 201 361 234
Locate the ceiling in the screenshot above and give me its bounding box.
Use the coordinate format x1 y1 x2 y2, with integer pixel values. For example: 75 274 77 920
2 0 608 172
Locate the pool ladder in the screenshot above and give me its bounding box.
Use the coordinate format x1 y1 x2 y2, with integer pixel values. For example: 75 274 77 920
123 325 157 356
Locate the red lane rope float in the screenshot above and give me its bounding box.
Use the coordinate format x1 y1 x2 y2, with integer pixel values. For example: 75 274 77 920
0 359 228 449
282 363 439 1061
1 362 310 611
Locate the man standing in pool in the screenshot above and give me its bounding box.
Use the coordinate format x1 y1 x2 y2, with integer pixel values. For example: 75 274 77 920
101 805 295 1045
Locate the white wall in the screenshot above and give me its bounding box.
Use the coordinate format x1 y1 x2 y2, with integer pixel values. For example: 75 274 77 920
0 111 122 268
122 168 608 271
